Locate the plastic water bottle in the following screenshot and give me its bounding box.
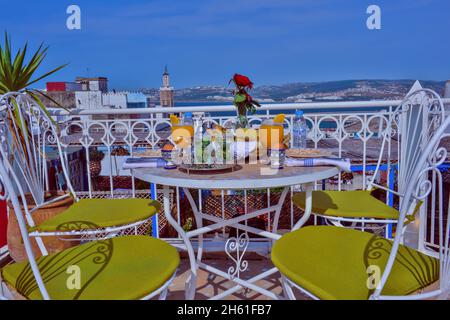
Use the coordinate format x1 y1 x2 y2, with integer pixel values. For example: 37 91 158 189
183 112 194 126
193 116 204 164
292 110 308 149
177 112 194 164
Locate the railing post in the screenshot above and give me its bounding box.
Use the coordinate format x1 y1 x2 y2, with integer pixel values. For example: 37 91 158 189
386 164 396 238
150 182 159 238
48 99 437 244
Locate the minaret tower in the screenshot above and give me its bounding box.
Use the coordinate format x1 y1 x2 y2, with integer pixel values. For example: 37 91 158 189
160 65 174 107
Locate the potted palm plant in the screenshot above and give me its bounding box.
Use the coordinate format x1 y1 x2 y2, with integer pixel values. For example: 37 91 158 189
0 33 67 113
0 33 76 261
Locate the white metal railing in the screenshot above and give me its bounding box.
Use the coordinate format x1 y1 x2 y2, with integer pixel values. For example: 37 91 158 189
48 98 450 116
48 99 421 242
0 96 446 257
41 97 450 250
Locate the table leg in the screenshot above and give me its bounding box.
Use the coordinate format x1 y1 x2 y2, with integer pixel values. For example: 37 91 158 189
210 187 289 299
166 186 294 300
162 186 198 300
183 188 204 263
271 187 290 235
292 186 313 231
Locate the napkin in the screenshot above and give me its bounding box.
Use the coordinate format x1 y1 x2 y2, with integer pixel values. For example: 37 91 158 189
285 157 351 172
122 157 166 169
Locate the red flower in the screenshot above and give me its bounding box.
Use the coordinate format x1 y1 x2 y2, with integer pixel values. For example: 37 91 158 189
232 74 254 89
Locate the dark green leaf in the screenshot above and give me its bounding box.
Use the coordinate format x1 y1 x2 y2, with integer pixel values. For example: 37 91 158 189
234 93 246 103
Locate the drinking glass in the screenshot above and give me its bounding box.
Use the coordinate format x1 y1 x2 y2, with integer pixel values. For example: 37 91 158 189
259 120 284 149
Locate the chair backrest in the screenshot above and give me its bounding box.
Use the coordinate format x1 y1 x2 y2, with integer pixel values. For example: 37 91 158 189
374 96 450 299
0 151 50 299
396 89 445 196
0 148 114 300
367 89 445 198
0 92 76 226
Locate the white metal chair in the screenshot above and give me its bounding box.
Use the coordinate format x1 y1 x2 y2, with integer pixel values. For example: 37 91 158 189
0 154 179 300
292 88 445 237
0 92 160 257
272 100 450 300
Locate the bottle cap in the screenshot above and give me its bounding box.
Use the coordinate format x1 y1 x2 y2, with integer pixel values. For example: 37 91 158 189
185 112 193 118
295 110 304 117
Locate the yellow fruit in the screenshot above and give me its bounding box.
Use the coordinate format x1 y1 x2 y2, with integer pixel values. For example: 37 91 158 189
235 128 258 142
170 114 180 125
273 114 285 123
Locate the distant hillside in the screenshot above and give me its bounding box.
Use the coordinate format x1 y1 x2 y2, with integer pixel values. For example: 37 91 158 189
141 80 446 103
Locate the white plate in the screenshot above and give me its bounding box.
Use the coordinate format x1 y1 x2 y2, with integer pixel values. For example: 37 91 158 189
286 148 333 158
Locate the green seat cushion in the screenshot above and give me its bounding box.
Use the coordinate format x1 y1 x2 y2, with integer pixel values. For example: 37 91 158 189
34 198 160 232
272 226 439 300
1 235 179 300
292 190 399 220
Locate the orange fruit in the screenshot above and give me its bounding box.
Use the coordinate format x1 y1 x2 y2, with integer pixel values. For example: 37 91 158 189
213 124 225 133
273 114 285 123
170 114 180 125
162 143 174 151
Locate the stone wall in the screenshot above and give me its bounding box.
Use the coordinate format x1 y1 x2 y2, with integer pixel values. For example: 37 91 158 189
39 91 77 109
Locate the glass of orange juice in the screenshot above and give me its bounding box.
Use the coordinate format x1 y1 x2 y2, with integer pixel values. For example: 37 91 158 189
259 120 284 149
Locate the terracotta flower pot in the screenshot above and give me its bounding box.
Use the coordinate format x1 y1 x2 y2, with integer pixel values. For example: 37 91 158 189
89 160 102 177
7 192 78 262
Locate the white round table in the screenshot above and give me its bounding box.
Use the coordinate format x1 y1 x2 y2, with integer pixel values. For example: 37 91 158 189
134 164 338 190
134 164 339 300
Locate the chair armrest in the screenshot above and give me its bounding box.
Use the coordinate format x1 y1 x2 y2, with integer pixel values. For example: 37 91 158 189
370 183 405 197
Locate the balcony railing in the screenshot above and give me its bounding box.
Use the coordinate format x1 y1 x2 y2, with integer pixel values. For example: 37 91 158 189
46 99 450 248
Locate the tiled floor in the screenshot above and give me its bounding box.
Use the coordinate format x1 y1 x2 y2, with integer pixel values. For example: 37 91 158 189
166 252 310 300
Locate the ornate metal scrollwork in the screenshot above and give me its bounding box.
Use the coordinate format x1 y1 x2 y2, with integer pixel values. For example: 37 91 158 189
225 232 249 280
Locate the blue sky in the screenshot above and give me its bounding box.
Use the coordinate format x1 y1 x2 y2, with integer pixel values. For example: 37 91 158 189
1 0 449 89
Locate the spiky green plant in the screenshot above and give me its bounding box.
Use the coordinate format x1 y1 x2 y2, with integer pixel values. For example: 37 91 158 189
0 32 67 107
0 33 68 169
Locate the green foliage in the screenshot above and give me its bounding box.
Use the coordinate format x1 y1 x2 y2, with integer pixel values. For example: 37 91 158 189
0 33 67 94
237 114 249 128
0 33 67 164
0 32 68 116
230 74 261 126
182 217 193 232
234 93 246 104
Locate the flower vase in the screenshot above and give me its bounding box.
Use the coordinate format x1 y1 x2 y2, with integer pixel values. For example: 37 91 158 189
235 105 249 129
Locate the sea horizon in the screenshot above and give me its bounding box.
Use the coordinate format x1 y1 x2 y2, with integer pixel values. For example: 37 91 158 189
174 101 388 118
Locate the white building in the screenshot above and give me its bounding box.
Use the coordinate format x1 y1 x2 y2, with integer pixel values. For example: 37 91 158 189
75 77 108 92
102 92 128 109
127 92 147 108
48 76 153 121
75 91 103 110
